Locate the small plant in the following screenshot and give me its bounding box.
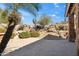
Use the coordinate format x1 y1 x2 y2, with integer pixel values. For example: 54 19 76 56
0 28 5 33
19 32 30 39
18 25 24 30
30 31 40 37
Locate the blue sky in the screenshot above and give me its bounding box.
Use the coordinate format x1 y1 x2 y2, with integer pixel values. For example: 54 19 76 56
0 3 66 25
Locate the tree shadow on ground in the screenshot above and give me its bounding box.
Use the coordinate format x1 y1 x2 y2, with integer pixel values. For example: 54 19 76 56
43 34 65 40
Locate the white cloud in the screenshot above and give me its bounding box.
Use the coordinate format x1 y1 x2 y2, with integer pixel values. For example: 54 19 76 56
54 3 58 5
22 16 24 20
53 3 59 8
51 14 62 19
55 5 59 7
52 14 56 17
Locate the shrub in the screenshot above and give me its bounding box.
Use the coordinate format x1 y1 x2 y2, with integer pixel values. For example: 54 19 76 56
19 32 30 39
0 28 5 33
18 25 24 30
30 31 40 37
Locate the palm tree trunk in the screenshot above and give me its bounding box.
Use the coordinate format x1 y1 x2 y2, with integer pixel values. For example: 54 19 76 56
0 22 16 55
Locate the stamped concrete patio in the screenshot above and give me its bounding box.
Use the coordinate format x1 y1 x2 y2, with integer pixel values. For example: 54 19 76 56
4 34 76 56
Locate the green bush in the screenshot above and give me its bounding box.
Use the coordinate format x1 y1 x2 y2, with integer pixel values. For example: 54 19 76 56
30 31 40 37
0 28 5 33
19 32 30 39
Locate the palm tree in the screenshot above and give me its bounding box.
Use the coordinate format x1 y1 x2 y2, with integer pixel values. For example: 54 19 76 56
0 3 40 55
33 18 37 30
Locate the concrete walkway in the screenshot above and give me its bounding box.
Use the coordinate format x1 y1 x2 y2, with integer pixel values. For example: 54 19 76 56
2 32 47 55
4 34 76 56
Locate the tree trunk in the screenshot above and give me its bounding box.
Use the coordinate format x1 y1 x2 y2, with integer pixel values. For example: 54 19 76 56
0 22 16 55
68 13 76 42
75 3 79 56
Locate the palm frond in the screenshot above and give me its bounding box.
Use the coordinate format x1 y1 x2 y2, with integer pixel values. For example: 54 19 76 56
4 3 40 16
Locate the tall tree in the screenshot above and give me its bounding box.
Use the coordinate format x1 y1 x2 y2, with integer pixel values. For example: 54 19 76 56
38 15 51 28
33 18 37 29
0 3 40 55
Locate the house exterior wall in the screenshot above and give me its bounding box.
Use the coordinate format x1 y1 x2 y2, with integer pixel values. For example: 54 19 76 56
65 3 79 55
